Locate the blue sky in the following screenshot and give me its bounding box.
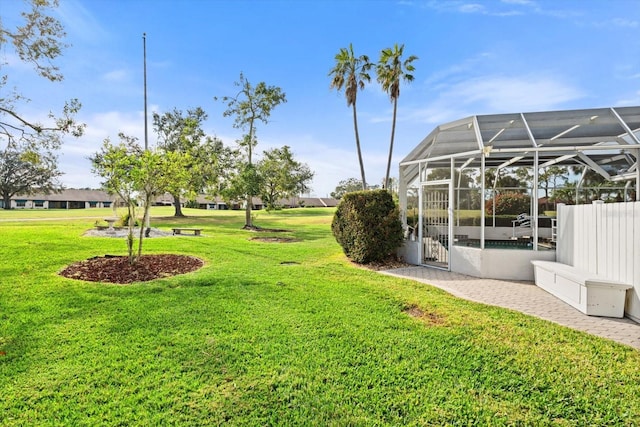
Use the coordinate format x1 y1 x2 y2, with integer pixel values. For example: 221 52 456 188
4 0 640 196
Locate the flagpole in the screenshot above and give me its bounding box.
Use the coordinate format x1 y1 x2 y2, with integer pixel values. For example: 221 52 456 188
143 33 148 151
143 33 151 232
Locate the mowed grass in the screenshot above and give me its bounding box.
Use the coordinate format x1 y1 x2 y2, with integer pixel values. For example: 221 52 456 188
1 207 640 425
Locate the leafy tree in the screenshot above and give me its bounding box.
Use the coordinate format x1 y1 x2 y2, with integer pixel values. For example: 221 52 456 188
257 145 314 210
215 73 286 228
539 166 568 198
200 137 239 202
331 177 364 199
0 148 61 209
484 168 528 192
0 0 84 204
152 107 219 217
329 44 372 191
91 134 188 264
376 44 417 190
135 149 189 257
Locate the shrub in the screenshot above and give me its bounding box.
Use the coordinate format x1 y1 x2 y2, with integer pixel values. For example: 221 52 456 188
119 212 139 227
331 190 403 264
486 192 530 216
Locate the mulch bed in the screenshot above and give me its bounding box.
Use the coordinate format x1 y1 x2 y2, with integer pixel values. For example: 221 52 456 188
249 237 300 243
354 256 413 271
59 254 204 284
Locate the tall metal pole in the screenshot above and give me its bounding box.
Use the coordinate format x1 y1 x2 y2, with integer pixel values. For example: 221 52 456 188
143 33 151 231
143 33 148 151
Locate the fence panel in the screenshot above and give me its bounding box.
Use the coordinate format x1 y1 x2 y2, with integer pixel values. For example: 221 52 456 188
558 201 640 320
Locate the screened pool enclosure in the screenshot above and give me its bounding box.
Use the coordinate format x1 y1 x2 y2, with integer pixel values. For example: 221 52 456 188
398 106 640 280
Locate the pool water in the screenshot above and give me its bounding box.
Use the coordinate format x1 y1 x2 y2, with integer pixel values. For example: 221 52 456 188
455 239 534 249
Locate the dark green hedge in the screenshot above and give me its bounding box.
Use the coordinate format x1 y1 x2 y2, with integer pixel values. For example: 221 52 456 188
331 190 403 264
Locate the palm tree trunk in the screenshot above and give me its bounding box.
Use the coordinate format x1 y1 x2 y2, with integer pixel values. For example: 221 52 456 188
352 103 367 190
384 99 398 190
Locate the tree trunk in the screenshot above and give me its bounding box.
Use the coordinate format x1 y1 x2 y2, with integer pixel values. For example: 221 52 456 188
2 193 11 210
352 102 367 190
127 203 136 265
172 193 184 217
138 195 151 259
384 99 398 190
245 195 252 228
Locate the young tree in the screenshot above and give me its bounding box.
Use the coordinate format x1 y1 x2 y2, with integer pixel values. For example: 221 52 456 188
376 44 417 191
91 134 187 264
257 146 314 210
135 149 189 257
152 107 212 217
215 73 287 228
329 44 372 190
1 0 84 203
91 136 140 264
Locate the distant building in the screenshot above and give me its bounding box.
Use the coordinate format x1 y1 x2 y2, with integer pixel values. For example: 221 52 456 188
2 189 338 210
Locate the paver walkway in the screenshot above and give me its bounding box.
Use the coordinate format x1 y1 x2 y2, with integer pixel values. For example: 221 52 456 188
381 266 640 350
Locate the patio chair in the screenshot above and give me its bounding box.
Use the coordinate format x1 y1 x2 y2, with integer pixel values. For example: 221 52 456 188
512 213 532 238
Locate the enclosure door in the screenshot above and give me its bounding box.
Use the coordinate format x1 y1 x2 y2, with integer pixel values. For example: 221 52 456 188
420 181 452 269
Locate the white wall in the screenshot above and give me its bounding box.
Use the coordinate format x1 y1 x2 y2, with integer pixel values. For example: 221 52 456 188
451 246 556 280
557 202 640 321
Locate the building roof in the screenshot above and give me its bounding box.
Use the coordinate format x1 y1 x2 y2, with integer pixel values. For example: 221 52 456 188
17 189 112 202
401 106 640 185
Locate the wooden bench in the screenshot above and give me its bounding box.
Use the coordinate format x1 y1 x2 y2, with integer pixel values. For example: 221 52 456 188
172 228 202 236
531 260 632 318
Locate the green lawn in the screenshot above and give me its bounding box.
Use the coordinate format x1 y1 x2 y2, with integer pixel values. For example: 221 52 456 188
1 207 639 425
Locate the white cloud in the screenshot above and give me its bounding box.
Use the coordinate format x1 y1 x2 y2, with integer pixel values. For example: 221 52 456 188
102 69 130 83
387 73 584 131
433 74 584 113
615 91 640 107
501 0 536 6
58 109 149 188
458 3 485 14
56 0 110 43
591 18 639 29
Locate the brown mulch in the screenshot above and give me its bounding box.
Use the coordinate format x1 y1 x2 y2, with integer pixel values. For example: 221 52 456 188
250 236 300 243
355 255 413 271
244 225 290 232
59 254 204 284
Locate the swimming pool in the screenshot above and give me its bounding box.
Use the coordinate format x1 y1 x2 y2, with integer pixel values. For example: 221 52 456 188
455 238 534 249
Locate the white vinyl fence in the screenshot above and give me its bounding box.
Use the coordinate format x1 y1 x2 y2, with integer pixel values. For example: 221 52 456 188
557 201 640 321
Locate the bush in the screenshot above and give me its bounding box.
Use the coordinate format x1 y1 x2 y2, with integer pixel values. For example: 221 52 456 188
331 190 403 264
486 192 530 216
119 212 139 227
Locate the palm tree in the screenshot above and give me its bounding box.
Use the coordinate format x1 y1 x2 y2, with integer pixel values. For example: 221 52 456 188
377 44 418 190
329 44 372 190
